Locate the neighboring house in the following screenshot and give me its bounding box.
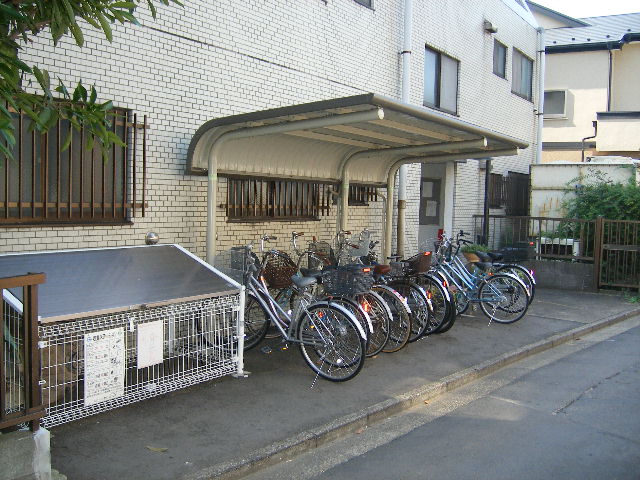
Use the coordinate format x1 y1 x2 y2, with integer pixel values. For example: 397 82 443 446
528 2 640 163
1 0 540 260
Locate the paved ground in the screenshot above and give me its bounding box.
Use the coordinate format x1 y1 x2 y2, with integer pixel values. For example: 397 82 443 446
49 288 640 480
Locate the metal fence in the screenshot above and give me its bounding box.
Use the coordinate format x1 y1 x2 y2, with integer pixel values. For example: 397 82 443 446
472 215 640 291
1 273 46 432
38 294 241 428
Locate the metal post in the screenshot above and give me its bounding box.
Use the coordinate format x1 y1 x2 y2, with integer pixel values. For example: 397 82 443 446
592 216 604 291
482 159 491 245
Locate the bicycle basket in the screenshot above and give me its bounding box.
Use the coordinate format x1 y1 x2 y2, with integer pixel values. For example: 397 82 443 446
262 251 297 289
213 247 252 284
347 230 371 258
322 264 374 296
406 251 432 274
309 241 336 267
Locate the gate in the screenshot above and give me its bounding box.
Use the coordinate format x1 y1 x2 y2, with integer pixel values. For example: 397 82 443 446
594 217 640 291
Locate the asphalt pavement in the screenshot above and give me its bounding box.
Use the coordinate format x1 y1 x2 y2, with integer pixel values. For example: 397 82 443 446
49 288 640 480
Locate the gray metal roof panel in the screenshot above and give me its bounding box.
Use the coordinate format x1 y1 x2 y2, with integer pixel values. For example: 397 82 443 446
546 12 640 47
0 245 239 322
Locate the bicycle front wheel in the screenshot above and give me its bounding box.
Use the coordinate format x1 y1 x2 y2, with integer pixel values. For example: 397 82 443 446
496 265 535 304
372 285 411 353
355 291 391 357
297 303 366 382
390 280 430 342
417 274 453 335
242 293 272 350
479 273 529 324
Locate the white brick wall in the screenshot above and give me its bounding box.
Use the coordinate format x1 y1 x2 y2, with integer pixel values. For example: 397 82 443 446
2 0 539 260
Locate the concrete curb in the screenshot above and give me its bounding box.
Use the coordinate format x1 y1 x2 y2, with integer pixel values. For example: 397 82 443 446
185 306 640 480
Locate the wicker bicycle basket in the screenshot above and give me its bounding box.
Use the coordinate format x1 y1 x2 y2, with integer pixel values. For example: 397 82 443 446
263 251 298 289
406 251 433 274
322 264 374 296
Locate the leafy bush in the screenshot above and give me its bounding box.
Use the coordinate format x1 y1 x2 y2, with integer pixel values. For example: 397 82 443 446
563 170 640 221
460 243 490 254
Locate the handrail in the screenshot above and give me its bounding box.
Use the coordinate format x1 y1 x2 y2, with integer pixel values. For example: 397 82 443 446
1 272 46 432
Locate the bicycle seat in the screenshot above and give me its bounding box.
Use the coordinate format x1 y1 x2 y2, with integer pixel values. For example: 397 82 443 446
475 251 492 262
373 264 391 275
299 267 323 278
291 275 317 289
487 251 503 261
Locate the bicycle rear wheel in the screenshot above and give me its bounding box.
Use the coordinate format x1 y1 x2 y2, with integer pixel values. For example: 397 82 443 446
496 265 535 304
478 273 529 324
372 285 411 353
242 293 271 350
390 280 429 342
297 303 366 382
417 274 453 335
355 291 391 357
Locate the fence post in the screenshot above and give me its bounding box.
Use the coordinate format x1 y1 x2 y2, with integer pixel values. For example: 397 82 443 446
592 216 604 291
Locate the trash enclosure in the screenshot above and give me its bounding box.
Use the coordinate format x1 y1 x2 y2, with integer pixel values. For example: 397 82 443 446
1 245 243 428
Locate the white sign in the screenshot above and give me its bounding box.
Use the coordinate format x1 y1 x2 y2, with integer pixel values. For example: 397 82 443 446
137 321 164 369
84 328 125 406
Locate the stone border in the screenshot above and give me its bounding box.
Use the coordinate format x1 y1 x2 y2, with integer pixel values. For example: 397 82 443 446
183 306 640 480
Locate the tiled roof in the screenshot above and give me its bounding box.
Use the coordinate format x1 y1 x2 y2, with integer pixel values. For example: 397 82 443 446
545 12 640 47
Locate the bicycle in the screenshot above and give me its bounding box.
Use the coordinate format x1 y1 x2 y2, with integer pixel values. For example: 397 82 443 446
214 245 368 382
431 233 530 324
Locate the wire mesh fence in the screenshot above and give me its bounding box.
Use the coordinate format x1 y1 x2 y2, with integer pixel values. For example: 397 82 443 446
36 294 240 428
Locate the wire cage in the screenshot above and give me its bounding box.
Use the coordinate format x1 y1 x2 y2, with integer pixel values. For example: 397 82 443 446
308 241 336 268
322 265 374 296
37 294 240 428
262 251 297 289
3 291 26 416
212 247 253 284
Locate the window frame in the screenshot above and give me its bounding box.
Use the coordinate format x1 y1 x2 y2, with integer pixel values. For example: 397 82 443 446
493 39 507 79
0 105 146 227
224 176 332 222
423 46 459 115
511 48 534 101
543 90 568 119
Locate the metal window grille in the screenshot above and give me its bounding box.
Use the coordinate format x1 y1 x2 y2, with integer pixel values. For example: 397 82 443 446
35 294 240 428
348 185 378 206
504 172 530 216
489 173 504 208
0 106 147 225
225 176 332 220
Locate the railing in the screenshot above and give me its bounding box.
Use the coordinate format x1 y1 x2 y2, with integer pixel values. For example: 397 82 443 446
1 272 46 432
598 218 640 290
472 215 596 261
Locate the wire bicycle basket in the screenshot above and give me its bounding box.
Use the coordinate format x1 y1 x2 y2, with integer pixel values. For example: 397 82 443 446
322 264 374 296
212 246 254 284
262 251 298 289
308 241 337 269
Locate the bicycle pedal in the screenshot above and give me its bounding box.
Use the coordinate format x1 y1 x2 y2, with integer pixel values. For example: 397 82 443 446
280 343 289 351
472 305 478 312
260 346 273 354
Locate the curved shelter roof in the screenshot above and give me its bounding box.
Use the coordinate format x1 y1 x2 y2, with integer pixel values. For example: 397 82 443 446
186 93 529 262
187 93 528 187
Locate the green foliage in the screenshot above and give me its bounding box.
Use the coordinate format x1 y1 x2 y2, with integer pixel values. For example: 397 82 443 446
0 0 182 160
562 170 640 221
460 243 490 254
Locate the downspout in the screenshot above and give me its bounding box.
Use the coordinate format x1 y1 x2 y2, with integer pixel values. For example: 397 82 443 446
205 108 384 264
535 27 545 165
397 0 413 257
482 158 491 244
581 121 597 163
607 43 613 111
383 147 517 260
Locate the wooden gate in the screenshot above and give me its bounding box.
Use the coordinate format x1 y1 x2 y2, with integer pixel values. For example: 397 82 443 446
594 217 640 291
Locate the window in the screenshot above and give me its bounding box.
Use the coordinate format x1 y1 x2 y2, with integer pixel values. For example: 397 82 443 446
544 90 567 118
512 49 533 100
353 0 372 7
225 177 332 221
493 40 507 78
489 173 504 208
423 46 459 114
348 185 377 206
0 107 146 225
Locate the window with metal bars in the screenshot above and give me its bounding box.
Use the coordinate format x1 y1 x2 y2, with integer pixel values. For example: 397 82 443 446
0 107 147 225
489 173 504 208
225 177 332 221
348 185 378 206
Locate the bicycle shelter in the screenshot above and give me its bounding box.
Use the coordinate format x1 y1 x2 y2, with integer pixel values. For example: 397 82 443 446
187 93 528 262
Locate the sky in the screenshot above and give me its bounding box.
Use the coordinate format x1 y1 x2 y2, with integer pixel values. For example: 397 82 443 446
531 0 640 18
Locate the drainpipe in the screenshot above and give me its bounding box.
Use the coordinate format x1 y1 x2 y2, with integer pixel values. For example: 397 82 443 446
205 108 384 264
607 43 613 111
581 121 597 163
397 0 413 257
535 27 545 165
383 147 517 260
